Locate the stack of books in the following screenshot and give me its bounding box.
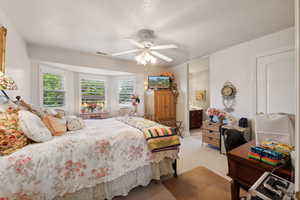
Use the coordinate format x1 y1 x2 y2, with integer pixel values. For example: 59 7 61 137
248 141 293 166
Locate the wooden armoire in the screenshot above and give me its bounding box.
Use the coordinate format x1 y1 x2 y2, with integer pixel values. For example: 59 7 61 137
145 90 176 121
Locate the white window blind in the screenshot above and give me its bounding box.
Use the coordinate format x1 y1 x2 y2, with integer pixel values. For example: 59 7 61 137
42 73 65 107
119 79 135 105
80 79 105 111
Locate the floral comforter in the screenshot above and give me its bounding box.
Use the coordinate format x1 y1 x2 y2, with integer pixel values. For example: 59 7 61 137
0 118 178 200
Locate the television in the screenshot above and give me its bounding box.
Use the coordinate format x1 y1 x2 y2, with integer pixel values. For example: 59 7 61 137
148 76 171 89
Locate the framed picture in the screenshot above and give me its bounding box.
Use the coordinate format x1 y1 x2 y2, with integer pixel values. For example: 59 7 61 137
0 26 7 73
195 90 206 101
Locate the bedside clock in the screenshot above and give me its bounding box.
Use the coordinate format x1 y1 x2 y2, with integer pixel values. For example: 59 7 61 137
221 82 237 112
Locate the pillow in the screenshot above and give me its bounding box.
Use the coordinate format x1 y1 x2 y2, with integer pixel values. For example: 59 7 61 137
43 115 67 136
0 107 30 156
44 108 57 116
17 100 45 118
19 110 52 142
0 99 17 112
67 118 85 131
54 109 66 119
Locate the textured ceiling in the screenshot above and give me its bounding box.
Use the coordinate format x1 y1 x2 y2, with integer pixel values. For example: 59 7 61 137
1 0 294 66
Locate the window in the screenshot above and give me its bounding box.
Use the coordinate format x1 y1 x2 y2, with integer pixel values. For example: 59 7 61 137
80 78 105 113
42 73 65 107
119 79 135 105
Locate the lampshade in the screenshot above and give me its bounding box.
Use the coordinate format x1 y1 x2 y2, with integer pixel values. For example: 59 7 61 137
0 72 17 90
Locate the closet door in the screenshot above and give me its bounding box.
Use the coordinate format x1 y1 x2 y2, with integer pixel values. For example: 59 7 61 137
155 90 176 121
257 50 295 114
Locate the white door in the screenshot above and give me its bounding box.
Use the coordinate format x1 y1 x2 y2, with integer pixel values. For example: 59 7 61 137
257 50 295 114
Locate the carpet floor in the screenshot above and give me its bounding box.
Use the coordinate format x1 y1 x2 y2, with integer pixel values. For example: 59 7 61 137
114 166 246 200
163 166 232 200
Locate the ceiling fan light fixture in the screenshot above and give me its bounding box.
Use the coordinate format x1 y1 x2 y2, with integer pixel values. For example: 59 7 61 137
135 51 157 65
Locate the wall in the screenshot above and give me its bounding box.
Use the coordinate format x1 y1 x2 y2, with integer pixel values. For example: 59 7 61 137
31 62 146 116
0 8 31 101
168 63 189 136
210 27 295 119
189 58 210 113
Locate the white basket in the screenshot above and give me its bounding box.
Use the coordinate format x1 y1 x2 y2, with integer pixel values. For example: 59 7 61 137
254 113 294 146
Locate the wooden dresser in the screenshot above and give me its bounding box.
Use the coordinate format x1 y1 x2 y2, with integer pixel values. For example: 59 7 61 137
145 90 176 122
202 120 222 148
189 109 203 129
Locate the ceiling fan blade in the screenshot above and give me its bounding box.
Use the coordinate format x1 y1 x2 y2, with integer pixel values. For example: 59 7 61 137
150 44 178 50
126 39 144 48
111 49 140 56
151 51 173 62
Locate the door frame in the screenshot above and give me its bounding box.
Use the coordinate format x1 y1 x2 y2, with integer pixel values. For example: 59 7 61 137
255 47 295 114
254 46 294 115
295 0 300 195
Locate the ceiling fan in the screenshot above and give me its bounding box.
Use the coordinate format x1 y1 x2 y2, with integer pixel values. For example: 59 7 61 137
109 29 178 65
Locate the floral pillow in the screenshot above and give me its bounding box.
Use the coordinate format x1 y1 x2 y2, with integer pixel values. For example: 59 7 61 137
66 117 85 131
19 110 53 142
0 107 29 156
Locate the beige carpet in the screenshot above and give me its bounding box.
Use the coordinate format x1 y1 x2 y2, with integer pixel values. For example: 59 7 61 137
113 182 176 200
163 166 232 200
113 166 243 200
113 134 232 199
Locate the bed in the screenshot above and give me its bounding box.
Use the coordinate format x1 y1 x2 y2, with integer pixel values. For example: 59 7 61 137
0 117 179 200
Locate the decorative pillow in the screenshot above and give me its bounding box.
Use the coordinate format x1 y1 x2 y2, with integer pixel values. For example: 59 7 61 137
67 118 85 131
43 115 67 136
19 110 53 142
0 107 30 156
54 109 66 119
17 100 45 118
0 99 17 112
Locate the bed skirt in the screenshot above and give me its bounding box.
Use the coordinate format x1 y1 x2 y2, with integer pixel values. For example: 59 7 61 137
54 158 174 200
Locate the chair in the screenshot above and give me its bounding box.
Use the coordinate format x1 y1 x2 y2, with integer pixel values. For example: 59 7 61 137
224 129 247 153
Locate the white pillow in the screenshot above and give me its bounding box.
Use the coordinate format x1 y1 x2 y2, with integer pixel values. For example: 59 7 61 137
67 118 85 131
19 110 53 142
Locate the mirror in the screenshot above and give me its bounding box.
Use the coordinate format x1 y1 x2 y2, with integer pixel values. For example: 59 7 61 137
0 26 7 73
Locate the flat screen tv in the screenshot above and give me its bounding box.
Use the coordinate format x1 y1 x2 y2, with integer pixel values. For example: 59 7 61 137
148 76 171 89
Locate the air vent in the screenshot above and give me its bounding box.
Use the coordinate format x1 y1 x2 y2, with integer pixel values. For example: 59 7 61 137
96 51 108 56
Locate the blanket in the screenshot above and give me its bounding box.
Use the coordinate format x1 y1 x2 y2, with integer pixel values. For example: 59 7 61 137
117 117 180 152
0 118 178 200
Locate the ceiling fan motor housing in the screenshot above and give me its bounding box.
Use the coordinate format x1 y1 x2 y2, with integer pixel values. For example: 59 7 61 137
137 29 156 47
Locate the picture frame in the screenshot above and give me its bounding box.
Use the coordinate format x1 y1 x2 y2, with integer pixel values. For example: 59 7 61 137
0 26 7 73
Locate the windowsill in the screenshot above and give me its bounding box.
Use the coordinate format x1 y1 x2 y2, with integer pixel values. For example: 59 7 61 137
119 104 133 108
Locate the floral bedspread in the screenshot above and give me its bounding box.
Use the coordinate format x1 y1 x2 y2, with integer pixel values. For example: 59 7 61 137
0 118 178 200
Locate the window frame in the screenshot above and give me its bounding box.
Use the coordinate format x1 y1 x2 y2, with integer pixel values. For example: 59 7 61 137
118 76 136 107
39 65 67 109
79 74 108 113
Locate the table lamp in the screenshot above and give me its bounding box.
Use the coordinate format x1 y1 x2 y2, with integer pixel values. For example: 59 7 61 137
0 72 17 99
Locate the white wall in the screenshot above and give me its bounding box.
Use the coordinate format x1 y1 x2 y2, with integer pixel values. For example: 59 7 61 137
31 63 146 116
168 63 189 136
210 27 295 119
189 58 210 112
0 8 31 102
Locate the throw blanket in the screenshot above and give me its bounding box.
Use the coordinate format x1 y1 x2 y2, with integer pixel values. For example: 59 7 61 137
117 117 180 152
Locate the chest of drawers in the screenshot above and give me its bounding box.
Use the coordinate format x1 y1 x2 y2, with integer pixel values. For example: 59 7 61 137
202 120 222 149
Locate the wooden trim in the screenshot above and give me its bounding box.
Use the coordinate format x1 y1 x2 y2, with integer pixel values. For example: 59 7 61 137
0 26 7 73
295 0 300 196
